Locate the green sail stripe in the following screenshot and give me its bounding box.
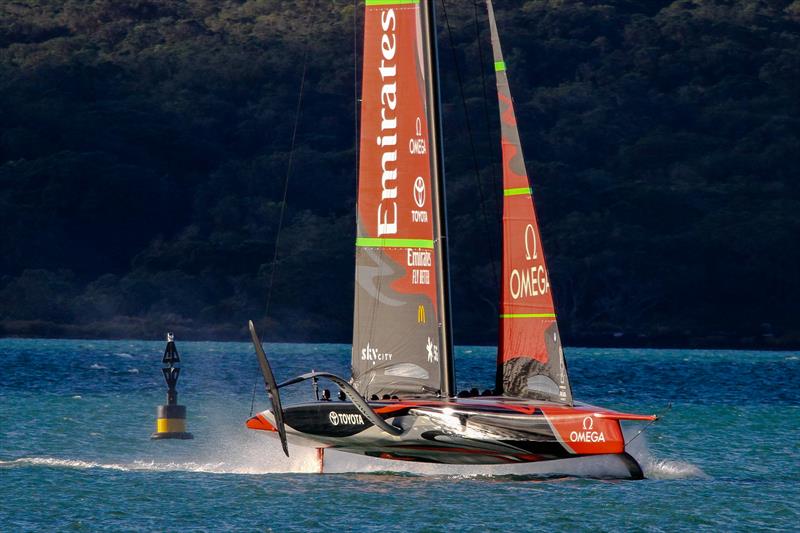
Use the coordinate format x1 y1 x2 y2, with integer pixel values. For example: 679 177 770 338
356 237 434 249
365 0 419 5
494 61 506 72
503 187 532 196
500 313 557 318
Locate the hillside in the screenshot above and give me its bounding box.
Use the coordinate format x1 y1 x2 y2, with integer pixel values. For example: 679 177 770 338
1 0 798 347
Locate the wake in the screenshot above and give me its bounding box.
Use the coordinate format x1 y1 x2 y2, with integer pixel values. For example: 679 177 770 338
0 422 705 480
0 453 323 475
623 426 708 480
0 432 326 475
1 431 705 480
0 457 241 474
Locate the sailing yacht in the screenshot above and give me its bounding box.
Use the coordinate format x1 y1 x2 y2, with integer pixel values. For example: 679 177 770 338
246 0 656 478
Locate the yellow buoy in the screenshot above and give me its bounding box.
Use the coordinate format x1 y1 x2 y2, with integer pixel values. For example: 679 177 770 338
151 333 193 440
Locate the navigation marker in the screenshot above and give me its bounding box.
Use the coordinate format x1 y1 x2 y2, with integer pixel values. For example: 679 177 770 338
151 333 194 440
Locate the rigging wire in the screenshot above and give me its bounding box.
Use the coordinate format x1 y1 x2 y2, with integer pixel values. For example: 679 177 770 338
251 10 314 418
249 380 258 417
625 403 671 449
264 46 310 322
440 0 499 289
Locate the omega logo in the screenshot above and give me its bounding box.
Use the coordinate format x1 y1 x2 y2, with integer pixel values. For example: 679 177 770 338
569 415 606 443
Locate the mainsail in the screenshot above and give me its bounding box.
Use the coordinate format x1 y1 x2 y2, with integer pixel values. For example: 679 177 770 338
487 0 573 404
352 0 451 399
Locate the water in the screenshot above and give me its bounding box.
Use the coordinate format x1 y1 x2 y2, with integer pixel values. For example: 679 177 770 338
1 339 798 531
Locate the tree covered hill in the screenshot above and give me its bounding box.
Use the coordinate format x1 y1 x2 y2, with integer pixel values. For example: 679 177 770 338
0 0 798 347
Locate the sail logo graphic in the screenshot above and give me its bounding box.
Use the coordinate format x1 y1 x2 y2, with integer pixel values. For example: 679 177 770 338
408 249 431 285
509 223 550 299
413 177 426 207
409 117 427 154
569 416 606 443
426 337 439 363
524 224 537 260
361 342 393 363
329 411 364 426
412 177 428 225
376 9 399 237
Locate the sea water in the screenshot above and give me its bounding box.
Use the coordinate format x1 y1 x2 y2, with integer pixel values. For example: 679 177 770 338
1 339 798 531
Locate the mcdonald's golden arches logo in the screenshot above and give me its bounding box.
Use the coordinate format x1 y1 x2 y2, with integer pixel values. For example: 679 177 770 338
417 305 426 324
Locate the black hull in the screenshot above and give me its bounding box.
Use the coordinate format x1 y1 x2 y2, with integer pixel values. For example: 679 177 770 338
248 397 651 478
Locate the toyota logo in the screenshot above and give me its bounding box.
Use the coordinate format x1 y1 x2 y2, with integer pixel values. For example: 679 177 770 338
329 411 340 426
413 177 426 208
582 416 594 430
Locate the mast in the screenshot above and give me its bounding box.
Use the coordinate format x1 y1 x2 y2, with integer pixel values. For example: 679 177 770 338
421 0 455 398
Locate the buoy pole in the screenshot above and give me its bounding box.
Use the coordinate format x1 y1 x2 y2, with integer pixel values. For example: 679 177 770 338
151 332 193 440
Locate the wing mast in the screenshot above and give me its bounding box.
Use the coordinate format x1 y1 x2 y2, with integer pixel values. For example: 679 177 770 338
421 0 455 398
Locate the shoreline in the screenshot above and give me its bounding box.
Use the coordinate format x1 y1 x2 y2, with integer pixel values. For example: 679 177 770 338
1 320 797 352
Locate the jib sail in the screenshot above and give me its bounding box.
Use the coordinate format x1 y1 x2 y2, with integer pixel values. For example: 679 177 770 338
352 0 452 399
487 0 573 404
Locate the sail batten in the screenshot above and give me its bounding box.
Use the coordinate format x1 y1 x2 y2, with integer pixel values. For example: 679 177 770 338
487 0 573 404
355 238 435 249
351 0 450 399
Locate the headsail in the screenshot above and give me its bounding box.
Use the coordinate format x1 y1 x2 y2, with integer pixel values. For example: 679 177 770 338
352 0 451 399
487 0 573 404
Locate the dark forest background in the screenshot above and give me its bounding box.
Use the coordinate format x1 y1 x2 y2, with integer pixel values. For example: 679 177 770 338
1 0 798 347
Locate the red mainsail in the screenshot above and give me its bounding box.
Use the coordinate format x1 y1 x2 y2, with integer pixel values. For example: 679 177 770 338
351 0 448 399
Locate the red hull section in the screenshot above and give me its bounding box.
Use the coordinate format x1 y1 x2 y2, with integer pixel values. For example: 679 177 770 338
246 413 276 432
